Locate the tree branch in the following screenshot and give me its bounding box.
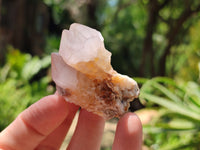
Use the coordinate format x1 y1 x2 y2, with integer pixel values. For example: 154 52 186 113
140 0 169 76
159 3 200 76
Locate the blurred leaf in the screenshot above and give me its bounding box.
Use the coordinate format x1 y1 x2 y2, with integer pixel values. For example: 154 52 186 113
41 55 51 68
22 56 41 80
151 80 182 103
133 77 148 84
22 55 51 81
0 64 10 82
141 77 200 149
140 93 200 122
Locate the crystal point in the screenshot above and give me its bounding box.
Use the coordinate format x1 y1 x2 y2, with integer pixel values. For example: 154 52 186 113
51 23 139 120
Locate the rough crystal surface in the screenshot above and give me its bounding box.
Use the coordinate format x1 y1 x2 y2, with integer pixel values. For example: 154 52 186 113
51 23 139 120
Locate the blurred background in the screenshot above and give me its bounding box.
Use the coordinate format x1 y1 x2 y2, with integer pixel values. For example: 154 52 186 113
0 0 200 149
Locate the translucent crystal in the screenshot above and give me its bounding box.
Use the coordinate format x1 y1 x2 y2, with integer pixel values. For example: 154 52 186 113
51 23 139 120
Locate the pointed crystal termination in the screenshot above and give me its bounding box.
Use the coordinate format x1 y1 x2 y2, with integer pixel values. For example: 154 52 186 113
51 23 140 120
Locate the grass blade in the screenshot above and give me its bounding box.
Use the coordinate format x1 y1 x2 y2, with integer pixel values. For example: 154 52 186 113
140 93 200 122
151 81 182 103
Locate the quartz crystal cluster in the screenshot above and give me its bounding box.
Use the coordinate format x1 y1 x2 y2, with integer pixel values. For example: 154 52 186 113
51 23 140 120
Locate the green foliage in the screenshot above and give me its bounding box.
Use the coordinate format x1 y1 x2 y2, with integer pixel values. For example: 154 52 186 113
99 0 147 75
42 0 200 79
138 77 200 149
166 20 200 82
101 147 111 150
45 34 60 54
43 0 71 25
0 47 54 131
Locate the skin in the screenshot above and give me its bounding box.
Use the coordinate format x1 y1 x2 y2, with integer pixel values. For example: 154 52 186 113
0 93 142 150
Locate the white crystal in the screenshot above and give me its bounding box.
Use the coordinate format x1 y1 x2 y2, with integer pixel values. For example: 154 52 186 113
59 23 112 79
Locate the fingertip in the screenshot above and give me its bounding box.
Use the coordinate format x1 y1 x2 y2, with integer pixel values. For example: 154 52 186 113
112 112 143 150
117 112 142 134
125 112 142 135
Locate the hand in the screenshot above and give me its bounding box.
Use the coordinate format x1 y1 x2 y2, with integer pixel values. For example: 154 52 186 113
0 94 142 150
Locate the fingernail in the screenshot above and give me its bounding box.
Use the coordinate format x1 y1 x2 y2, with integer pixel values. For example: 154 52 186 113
128 114 135 133
127 114 141 134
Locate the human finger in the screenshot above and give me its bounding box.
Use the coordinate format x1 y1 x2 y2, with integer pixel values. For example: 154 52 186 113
67 109 105 150
0 94 77 150
112 112 142 150
36 102 79 150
